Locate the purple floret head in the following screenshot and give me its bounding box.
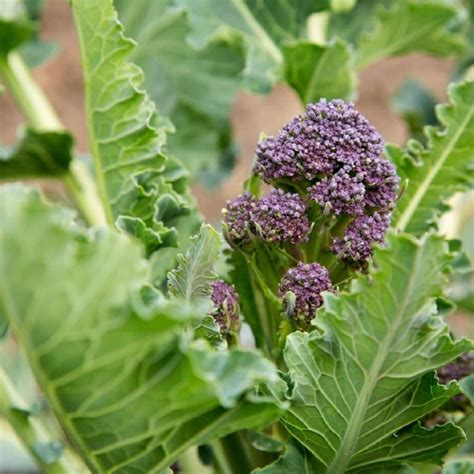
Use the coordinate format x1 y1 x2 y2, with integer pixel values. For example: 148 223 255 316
332 212 390 266
308 168 366 216
222 192 257 244
251 189 310 244
253 99 399 216
254 99 384 183
209 280 240 336
278 262 333 329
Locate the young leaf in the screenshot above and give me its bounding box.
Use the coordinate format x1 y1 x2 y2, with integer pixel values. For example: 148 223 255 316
283 40 356 104
281 232 472 473
0 185 282 472
391 80 474 235
355 0 465 69
0 129 72 178
72 0 198 252
177 0 329 93
114 0 244 185
168 224 222 303
253 443 318 473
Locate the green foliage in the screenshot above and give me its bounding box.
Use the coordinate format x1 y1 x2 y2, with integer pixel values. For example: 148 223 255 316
283 40 355 103
0 129 72 178
392 79 438 143
354 0 465 69
0 0 57 65
391 80 474 235
168 224 222 303
115 0 244 186
176 0 328 93
0 185 282 472
72 0 199 253
281 233 471 472
253 443 317 473
444 460 474 474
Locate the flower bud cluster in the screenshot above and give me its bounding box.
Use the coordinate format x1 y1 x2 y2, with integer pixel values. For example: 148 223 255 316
254 99 398 215
278 262 334 328
332 212 390 266
222 99 399 330
223 189 310 245
209 280 240 336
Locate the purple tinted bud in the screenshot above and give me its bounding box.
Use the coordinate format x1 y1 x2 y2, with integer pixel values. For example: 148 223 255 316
209 280 240 335
222 192 257 244
278 262 334 329
254 99 384 183
363 159 399 211
332 212 390 265
308 169 366 216
251 189 310 243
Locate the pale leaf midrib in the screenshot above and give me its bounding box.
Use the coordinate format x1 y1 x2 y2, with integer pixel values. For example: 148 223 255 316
327 248 422 473
396 99 474 232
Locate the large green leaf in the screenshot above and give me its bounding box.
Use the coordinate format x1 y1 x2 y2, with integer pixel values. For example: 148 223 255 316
177 0 330 93
282 39 356 103
115 0 244 186
168 224 222 303
0 129 72 178
0 185 282 472
281 232 472 473
391 80 474 235
354 0 465 69
72 0 199 254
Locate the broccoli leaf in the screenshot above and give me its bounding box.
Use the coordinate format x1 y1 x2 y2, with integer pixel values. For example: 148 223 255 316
253 443 318 473
354 0 465 69
0 185 282 472
168 224 222 303
391 80 474 235
114 0 244 186
72 0 199 253
0 129 72 178
176 0 329 93
392 79 438 144
281 232 472 472
444 460 474 474
283 39 356 104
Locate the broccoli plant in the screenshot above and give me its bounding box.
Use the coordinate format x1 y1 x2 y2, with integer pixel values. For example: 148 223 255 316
0 0 473 473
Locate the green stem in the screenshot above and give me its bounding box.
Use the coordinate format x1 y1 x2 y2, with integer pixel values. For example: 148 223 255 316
0 366 87 474
0 52 107 226
179 446 213 474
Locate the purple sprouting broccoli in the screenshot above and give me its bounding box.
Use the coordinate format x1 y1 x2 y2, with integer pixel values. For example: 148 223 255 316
254 99 399 215
278 262 333 329
251 189 310 244
222 192 257 244
308 168 366 216
209 280 240 336
222 189 310 245
332 212 390 267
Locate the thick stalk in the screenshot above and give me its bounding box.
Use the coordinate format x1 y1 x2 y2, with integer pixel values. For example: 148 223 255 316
0 52 107 226
0 366 87 473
